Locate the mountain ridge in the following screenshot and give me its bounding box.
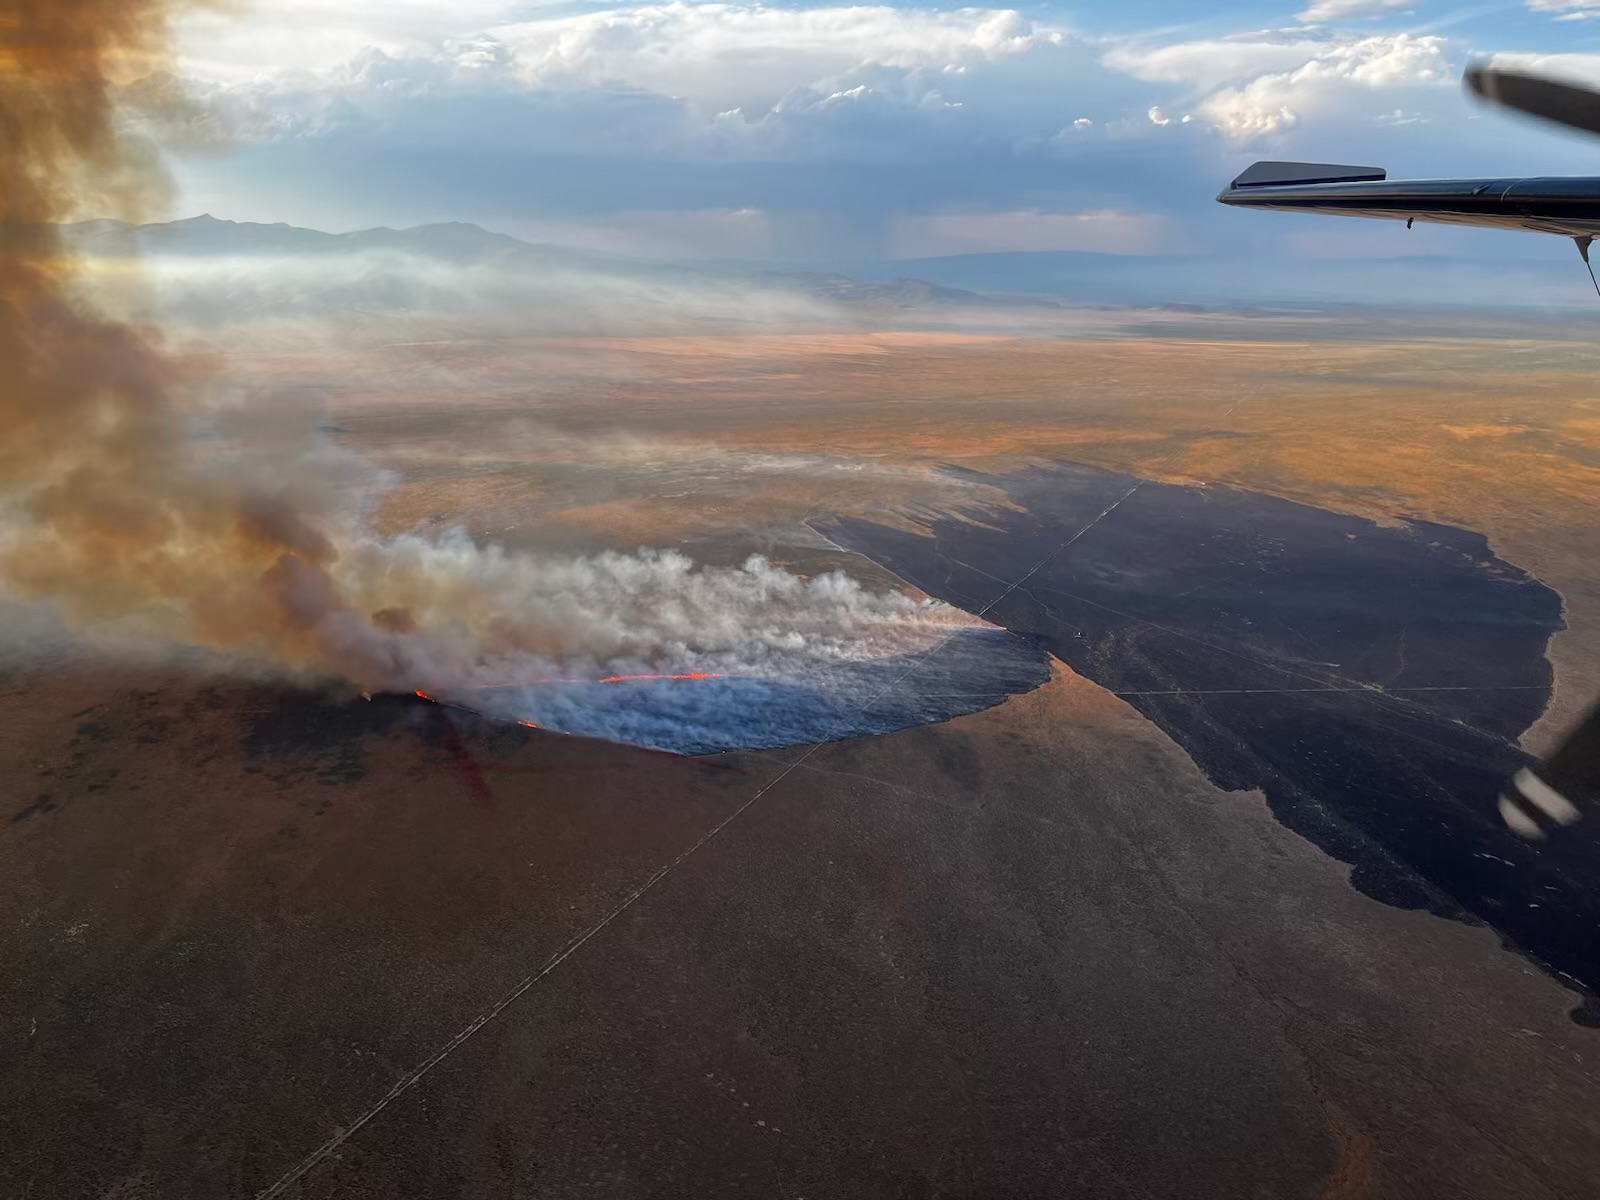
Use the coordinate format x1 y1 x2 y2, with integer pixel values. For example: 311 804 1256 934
65 215 1048 315
63 215 1597 311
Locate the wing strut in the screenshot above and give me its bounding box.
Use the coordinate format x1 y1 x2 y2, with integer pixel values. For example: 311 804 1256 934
1576 236 1600 301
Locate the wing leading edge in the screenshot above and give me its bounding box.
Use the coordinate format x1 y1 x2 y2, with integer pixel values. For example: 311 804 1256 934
1217 161 1600 239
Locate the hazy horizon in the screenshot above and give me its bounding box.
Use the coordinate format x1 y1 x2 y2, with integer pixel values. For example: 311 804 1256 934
71 207 1600 315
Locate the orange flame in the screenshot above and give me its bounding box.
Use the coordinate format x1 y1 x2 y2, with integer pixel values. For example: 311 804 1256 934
473 671 725 690
596 671 723 684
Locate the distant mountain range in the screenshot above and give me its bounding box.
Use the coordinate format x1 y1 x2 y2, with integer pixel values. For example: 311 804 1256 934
743 270 1059 310
65 215 1051 314
703 247 1597 310
65 214 1600 314
68 214 636 270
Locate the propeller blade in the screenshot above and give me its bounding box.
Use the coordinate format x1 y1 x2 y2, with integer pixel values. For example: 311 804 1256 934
1466 62 1600 140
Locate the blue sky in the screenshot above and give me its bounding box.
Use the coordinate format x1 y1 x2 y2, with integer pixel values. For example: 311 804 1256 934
164 1 1600 261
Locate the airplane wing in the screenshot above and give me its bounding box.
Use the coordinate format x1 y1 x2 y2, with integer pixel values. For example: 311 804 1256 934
1216 161 1600 239
1216 68 1600 866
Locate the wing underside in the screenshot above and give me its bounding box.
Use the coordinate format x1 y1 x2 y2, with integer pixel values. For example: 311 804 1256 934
1218 162 1600 239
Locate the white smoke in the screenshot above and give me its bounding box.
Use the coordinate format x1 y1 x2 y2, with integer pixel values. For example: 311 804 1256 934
75 248 842 334
302 538 982 691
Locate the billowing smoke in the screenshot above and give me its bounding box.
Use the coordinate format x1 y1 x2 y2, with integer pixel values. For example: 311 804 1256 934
261 538 983 692
0 1 974 706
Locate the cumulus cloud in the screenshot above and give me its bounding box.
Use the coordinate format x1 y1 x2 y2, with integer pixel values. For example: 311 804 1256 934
1106 38 1331 90
177 9 1457 170
1111 32 1451 139
1196 33 1459 138
179 3 1092 166
175 0 521 79
494 3 1064 114
178 3 1073 116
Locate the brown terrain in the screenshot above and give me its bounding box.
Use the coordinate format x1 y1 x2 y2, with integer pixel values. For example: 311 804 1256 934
4 317 1599 1198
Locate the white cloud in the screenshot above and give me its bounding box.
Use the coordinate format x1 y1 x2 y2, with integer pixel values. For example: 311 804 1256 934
1297 0 1415 22
494 3 1065 115
1527 1 1600 20
1106 38 1331 90
176 3 1099 167
179 2 1075 122
175 0 526 80
179 5 1460 164
1113 32 1452 140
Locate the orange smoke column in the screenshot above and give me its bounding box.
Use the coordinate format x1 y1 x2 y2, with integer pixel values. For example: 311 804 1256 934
0 1 423 687
1 0 193 523
1 0 168 549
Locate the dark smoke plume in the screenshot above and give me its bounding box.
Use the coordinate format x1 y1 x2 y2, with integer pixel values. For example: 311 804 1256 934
0 0 360 674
